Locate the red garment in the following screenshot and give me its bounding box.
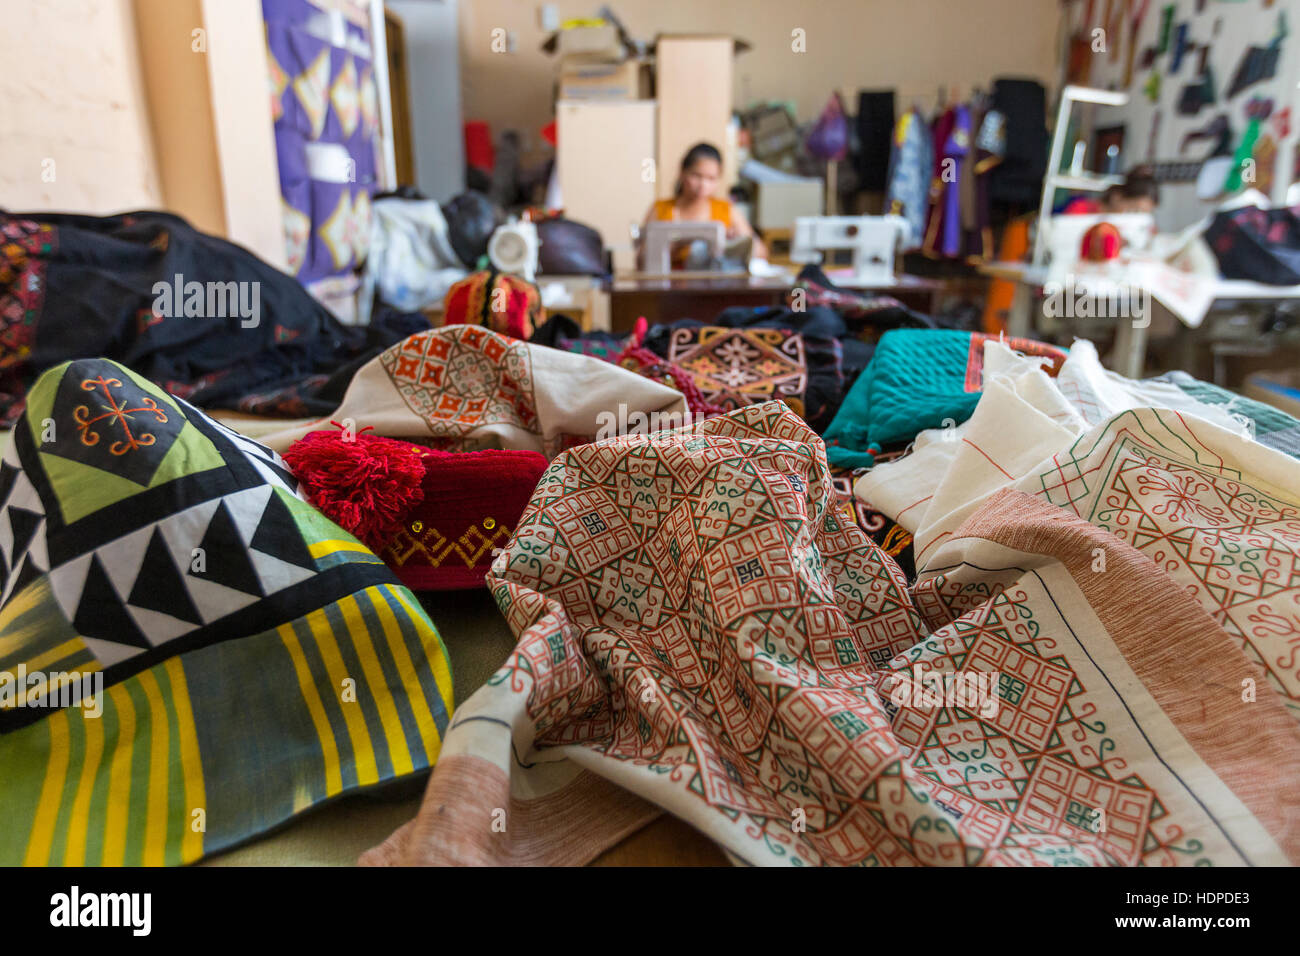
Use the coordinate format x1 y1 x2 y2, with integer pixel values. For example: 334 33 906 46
1063 196 1104 215
922 107 957 253
464 121 495 172
385 448 549 591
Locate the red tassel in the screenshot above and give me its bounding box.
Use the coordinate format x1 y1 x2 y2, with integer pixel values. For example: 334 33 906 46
283 430 427 552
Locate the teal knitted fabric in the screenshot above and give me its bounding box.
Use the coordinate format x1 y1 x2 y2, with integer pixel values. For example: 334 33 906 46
824 329 982 467
823 354 880 469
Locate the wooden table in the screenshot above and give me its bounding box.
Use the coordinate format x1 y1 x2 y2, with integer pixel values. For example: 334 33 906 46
609 271 944 333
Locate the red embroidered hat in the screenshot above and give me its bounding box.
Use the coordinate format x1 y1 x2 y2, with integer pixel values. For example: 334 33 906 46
381 447 548 590
284 430 548 590
442 267 543 340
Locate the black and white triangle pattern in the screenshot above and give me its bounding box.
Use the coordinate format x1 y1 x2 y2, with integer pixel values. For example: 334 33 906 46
48 484 317 667
0 447 48 606
196 405 303 497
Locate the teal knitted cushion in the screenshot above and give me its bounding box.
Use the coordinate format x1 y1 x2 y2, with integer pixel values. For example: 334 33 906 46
861 329 984 447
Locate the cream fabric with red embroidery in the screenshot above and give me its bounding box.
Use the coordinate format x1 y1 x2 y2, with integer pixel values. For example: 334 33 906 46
259 325 687 456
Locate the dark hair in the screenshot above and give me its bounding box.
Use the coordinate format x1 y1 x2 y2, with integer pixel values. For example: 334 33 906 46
1117 165 1160 204
675 142 723 197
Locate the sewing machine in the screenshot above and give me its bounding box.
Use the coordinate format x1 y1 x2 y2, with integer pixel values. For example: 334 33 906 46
640 220 727 274
790 215 908 285
1041 212 1157 287
488 219 540 281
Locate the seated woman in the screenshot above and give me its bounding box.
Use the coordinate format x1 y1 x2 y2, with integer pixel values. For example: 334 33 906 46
1063 165 1160 215
638 142 767 269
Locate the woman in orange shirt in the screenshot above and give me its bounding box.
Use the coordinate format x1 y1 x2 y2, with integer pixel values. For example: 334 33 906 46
638 142 767 268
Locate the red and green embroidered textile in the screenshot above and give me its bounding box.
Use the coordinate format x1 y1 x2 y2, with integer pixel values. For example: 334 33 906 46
363 402 1299 866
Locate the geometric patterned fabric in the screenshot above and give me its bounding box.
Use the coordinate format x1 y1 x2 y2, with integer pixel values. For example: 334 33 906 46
1021 406 1300 719
0 358 452 864
364 402 1299 866
661 326 812 418
265 0 379 284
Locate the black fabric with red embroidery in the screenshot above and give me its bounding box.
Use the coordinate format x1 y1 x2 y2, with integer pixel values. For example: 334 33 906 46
0 209 427 425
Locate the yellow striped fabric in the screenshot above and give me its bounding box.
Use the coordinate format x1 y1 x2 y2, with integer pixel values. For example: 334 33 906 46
5 584 451 865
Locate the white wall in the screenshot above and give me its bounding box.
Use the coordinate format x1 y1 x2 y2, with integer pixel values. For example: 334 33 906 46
0 0 163 213
388 0 466 200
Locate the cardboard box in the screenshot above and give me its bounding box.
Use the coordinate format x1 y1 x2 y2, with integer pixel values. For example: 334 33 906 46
754 179 825 231
555 22 624 59
558 56 652 100
557 100 657 271
1244 369 1300 419
744 104 800 171
655 35 733 199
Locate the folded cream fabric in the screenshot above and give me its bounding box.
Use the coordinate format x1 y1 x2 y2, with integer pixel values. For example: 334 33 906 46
855 342 1085 559
905 374 1081 565
258 325 688 455
855 338 1250 567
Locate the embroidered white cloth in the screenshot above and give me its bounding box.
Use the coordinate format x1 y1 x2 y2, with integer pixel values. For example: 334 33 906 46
854 338 1249 564
258 325 687 455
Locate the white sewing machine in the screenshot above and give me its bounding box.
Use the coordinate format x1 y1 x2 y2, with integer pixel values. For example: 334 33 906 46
790 215 908 285
488 219 540 281
639 220 728 274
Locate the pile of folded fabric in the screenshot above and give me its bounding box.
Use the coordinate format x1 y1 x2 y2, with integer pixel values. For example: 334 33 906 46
294 309 1293 869
6 203 1300 867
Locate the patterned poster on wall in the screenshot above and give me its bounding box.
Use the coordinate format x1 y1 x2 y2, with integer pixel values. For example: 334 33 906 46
1090 0 1297 212
263 0 378 289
